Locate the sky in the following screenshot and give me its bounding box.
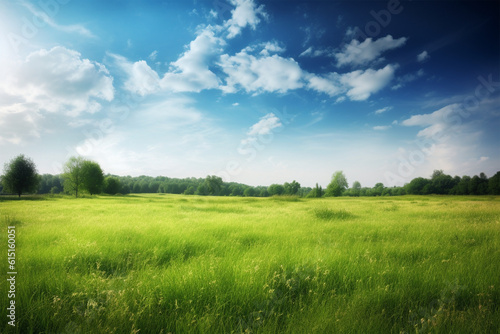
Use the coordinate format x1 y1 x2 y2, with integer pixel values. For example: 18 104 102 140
0 0 499 188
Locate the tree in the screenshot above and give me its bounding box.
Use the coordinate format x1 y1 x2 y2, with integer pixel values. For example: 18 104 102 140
2 155 40 197
351 181 361 197
268 184 285 196
81 160 104 195
307 183 323 198
488 171 500 195
103 176 121 195
204 175 223 195
325 171 348 197
430 170 455 194
62 156 86 197
405 177 430 195
284 180 301 195
372 182 385 196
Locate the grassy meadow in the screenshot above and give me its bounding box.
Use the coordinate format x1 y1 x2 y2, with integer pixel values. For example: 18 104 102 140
1 194 499 333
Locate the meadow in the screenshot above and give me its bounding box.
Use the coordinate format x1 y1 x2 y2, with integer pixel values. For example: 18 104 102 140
1 194 499 333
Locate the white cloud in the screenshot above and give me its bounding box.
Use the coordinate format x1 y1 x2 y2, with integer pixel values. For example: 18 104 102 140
259 41 285 56
247 113 282 136
148 50 158 61
306 64 396 101
306 72 342 97
340 64 397 101
375 106 392 115
299 46 332 58
417 50 430 62
299 47 313 57
232 102 240 106
3 46 114 116
219 49 303 94
111 55 160 96
161 28 224 93
0 47 114 145
479 156 489 163
373 125 391 131
391 69 424 90
20 1 95 38
225 0 267 39
399 103 494 177
335 35 407 67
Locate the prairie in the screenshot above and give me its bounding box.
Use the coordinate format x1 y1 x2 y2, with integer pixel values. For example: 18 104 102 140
1 194 499 333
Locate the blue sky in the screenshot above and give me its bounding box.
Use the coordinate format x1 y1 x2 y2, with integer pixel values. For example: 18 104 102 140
0 0 499 188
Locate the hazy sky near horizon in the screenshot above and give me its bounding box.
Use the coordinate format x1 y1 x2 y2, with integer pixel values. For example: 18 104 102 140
0 0 499 188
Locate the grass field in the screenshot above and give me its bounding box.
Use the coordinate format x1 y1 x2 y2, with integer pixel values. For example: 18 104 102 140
1 194 500 333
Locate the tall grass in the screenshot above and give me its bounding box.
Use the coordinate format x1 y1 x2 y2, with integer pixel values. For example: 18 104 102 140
1 195 499 333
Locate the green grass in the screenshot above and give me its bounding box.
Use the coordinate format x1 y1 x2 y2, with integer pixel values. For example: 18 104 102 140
1 194 499 333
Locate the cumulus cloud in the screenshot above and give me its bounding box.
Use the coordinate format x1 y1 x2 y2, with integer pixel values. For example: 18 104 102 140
400 103 494 177
306 72 342 97
3 46 113 115
417 50 430 62
341 64 397 100
219 48 303 94
110 54 160 96
335 35 407 67
247 113 282 136
225 0 267 39
0 47 114 144
161 28 225 92
306 64 396 101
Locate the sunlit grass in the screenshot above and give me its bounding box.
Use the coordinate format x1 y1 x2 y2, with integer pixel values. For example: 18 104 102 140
1 195 499 333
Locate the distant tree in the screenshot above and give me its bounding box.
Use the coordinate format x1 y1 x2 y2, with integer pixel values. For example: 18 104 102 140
259 187 269 197
132 182 141 193
62 156 86 197
307 183 323 198
81 160 104 195
430 170 455 194
243 187 255 197
204 175 223 195
268 184 285 196
283 180 301 195
405 177 430 195
489 171 500 195
469 174 488 195
2 155 40 197
371 183 385 196
184 185 196 195
120 184 131 195
103 176 121 195
195 182 209 196
351 181 361 197
325 171 348 197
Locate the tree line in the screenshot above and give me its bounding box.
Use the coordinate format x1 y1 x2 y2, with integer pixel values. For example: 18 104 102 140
1 155 499 197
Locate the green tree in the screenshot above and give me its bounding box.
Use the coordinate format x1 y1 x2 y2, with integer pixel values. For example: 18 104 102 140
103 176 121 195
62 156 86 197
405 177 430 195
325 171 348 197
1 154 40 197
351 181 361 197
81 160 104 195
488 171 500 195
284 180 301 195
268 184 285 196
306 183 323 198
204 175 223 195
243 187 255 197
